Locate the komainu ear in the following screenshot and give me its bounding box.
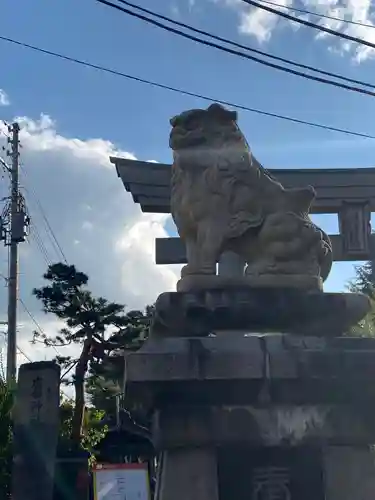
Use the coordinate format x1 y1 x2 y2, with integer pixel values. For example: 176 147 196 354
207 103 237 122
170 115 179 127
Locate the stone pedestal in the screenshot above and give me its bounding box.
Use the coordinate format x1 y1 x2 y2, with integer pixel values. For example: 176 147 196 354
324 446 375 500
125 335 375 500
158 448 219 500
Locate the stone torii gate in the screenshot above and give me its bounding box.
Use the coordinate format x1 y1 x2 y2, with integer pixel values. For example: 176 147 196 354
111 157 375 273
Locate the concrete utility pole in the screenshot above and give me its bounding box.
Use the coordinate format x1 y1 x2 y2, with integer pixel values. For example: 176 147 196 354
6 122 20 383
0 122 30 383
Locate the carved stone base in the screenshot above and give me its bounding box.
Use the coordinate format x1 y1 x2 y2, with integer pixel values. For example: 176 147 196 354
151 288 370 337
126 335 375 406
127 335 375 500
177 274 323 292
324 446 375 500
157 448 219 500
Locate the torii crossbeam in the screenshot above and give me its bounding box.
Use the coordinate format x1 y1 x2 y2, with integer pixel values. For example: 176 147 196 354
112 157 374 269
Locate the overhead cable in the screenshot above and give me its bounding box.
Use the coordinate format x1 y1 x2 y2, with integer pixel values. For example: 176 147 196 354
241 0 375 51
95 0 375 97
0 34 374 139
110 0 375 91
257 0 375 30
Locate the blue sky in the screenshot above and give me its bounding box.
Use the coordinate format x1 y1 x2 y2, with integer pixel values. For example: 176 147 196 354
2 0 375 162
1 0 375 354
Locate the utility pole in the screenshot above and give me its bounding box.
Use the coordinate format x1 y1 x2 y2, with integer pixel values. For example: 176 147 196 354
0 122 29 383
7 122 20 383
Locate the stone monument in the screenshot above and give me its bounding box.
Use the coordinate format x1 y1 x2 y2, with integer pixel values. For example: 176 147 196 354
123 104 375 500
12 361 61 500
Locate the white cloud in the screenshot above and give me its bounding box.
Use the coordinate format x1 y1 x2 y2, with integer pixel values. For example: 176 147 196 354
239 0 293 43
0 110 180 370
0 89 10 106
226 0 375 62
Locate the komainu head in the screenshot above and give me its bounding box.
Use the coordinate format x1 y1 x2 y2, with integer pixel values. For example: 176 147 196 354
169 104 248 164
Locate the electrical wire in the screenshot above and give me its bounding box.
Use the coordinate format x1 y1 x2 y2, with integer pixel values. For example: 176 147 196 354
0 329 33 363
18 297 60 356
17 171 91 392
0 160 73 399
29 222 53 266
20 166 68 264
0 158 10 174
60 359 78 380
0 35 374 139
0 285 72 399
1 331 73 400
16 343 33 363
18 299 75 398
241 0 375 50
18 185 54 265
95 0 375 98
109 0 375 91
257 0 375 30
15 170 91 394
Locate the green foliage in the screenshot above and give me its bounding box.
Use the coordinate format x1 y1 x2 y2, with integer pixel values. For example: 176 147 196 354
350 260 375 298
59 399 108 464
349 259 375 336
32 262 150 444
32 263 131 350
349 305 375 337
87 307 152 426
0 379 13 499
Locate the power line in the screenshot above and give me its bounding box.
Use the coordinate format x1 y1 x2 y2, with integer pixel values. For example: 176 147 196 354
18 298 75 402
241 0 375 51
0 158 10 174
1 35 374 139
29 224 52 266
0 300 73 399
60 359 78 381
18 297 61 356
95 0 375 98
0 330 33 363
257 0 375 30
20 194 54 266
16 343 33 363
0 274 57 354
0 169 73 399
20 167 68 264
108 0 375 91
1 331 73 400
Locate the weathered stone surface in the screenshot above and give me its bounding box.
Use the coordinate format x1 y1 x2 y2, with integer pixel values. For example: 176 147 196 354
157 448 218 500
153 405 375 449
169 103 332 288
176 274 324 292
218 446 325 500
126 335 263 381
324 447 375 500
151 288 370 337
155 233 375 265
112 156 375 214
125 336 375 406
12 361 60 500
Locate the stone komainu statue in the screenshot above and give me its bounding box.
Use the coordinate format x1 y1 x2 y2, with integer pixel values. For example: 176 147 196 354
169 103 332 289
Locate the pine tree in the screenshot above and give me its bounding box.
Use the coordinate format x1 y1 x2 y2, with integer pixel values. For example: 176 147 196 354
32 263 148 446
87 306 154 427
349 259 375 336
350 260 375 298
